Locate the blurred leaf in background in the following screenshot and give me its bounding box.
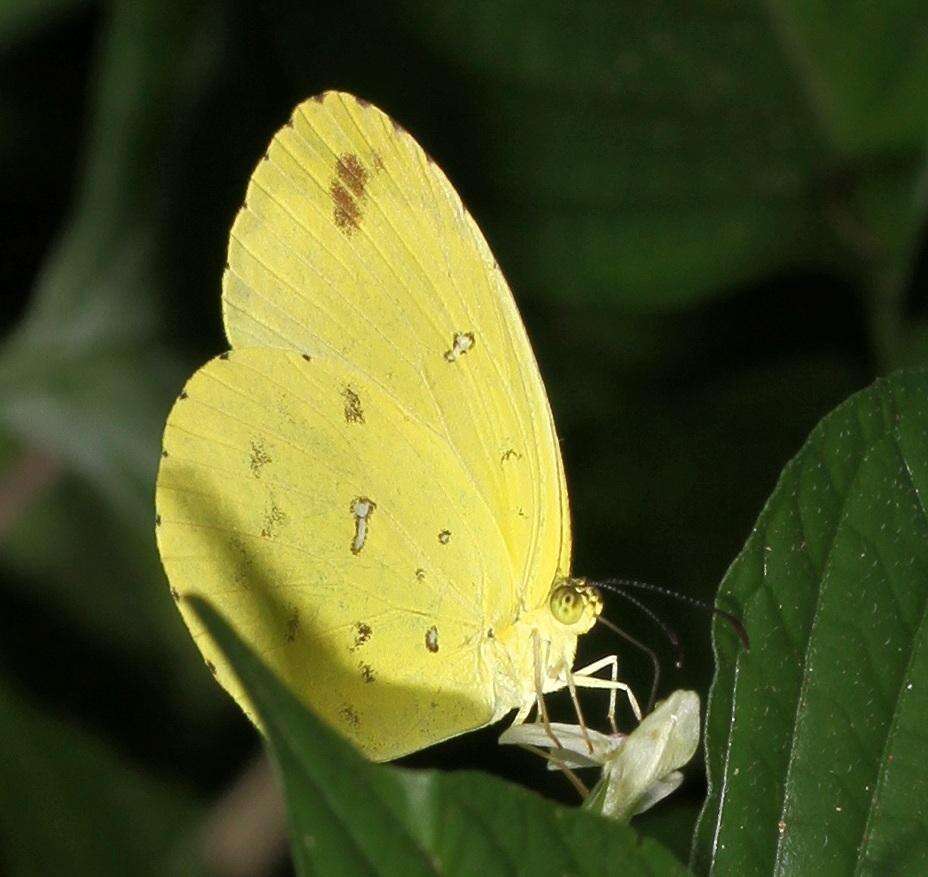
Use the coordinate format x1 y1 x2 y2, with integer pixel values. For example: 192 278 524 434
0 673 202 875
0 2 236 872
385 3 928 328
0 0 228 709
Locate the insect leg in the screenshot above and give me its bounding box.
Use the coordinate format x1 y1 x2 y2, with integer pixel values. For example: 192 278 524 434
574 654 620 733
565 669 594 753
518 743 589 799
572 659 642 723
511 700 533 726
532 630 562 748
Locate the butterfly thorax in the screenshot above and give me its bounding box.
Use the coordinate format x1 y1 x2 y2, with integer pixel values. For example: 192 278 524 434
488 578 602 721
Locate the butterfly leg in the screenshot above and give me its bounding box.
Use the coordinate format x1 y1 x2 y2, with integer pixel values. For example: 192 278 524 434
572 656 642 725
564 669 594 753
511 700 533 726
518 743 590 799
574 654 620 734
532 630 562 748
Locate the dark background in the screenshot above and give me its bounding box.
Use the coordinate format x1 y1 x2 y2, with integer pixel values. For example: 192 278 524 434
2 1 926 874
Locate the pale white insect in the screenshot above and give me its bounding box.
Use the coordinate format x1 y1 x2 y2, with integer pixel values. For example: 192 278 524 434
500 689 700 821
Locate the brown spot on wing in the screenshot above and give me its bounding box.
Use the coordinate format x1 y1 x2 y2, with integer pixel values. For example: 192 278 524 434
327 149 386 235
336 154 369 199
340 704 360 728
249 441 271 476
329 153 372 235
349 497 376 555
260 501 287 538
351 622 372 650
227 535 257 586
331 180 362 234
359 662 375 683
286 608 300 642
425 626 439 653
443 331 475 363
342 387 365 423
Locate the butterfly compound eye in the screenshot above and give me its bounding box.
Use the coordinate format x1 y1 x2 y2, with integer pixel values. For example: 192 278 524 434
549 584 585 625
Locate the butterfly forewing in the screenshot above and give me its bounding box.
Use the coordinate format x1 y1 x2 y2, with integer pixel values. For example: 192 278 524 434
223 92 570 609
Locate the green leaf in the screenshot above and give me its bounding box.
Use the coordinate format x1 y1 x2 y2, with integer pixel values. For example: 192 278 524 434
694 370 928 873
384 2 928 315
0 673 202 875
189 596 688 876
636 801 701 869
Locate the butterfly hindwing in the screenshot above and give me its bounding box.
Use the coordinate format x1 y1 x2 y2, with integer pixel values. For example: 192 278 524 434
157 348 508 759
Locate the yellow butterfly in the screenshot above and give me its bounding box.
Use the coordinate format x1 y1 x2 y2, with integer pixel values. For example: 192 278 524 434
155 91 638 761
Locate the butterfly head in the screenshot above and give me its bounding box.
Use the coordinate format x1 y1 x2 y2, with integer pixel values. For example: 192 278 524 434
548 578 603 633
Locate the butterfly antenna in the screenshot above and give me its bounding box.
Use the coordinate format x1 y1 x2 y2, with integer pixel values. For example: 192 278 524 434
596 582 684 669
596 577 750 652
596 614 661 715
